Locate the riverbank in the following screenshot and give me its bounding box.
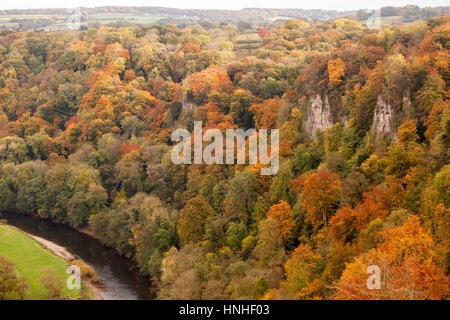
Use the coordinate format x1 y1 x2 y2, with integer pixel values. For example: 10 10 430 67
20 229 103 300
26 233 75 261
0 223 82 299
0 222 105 300
0 210 154 299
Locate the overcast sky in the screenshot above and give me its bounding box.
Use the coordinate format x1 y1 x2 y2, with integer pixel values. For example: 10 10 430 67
0 0 448 11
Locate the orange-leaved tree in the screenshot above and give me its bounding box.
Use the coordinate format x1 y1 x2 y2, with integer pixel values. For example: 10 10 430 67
334 216 449 300
266 200 296 241
328 58 345 85
302 169 341 228
263 244 322 300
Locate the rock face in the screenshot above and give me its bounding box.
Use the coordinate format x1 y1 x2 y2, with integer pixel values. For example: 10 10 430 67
182 101 197 113
372 96 393 136
305 94 333 139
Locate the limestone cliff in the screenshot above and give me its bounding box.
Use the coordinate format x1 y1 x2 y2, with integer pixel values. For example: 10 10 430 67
372 96 393 136
305 94 333 139
182 101 197 113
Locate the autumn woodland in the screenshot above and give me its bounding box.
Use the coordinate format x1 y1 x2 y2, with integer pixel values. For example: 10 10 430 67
0 5 449 300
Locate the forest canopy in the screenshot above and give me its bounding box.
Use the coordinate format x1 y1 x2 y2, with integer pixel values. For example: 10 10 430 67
0 10 449 300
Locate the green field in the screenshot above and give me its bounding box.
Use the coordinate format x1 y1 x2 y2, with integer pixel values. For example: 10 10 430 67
0 223 81 300
88 13 165 24
0 13 169 31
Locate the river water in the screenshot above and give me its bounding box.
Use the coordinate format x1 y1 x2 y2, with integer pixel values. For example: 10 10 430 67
0 211 155 300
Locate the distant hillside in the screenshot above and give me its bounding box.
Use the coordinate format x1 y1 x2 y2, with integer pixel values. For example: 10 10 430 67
0 5 448 31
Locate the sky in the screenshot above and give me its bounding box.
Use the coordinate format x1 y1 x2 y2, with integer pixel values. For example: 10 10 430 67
0 0 448 11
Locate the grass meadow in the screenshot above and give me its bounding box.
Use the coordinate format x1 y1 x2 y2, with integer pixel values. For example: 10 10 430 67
0 223 81 299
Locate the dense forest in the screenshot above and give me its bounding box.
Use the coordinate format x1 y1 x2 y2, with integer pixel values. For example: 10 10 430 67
0 11 449 299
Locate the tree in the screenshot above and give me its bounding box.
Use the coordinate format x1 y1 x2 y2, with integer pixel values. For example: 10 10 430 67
223 171 259 224
335 217 449 300
328 58 345 85
159 245 207 299
321 244 354 285
385 121 426 209
178 196 214 245
329 188 390 244
283 245 321 295
67 191 89 228
264 245 322 300
354 188 390 230
266 201 296 241
329 206 359 244
72 260 98 283
229 89 256 129
293 145 317 174
259 78 287 99
0 255 29 300
0 136 29 164
425 100 446 141
225 222 248 251
115 150 144 197
433 165 450 207
0 113 9 138
415 73 445 114
182 67 231 105
254 219 286 267
302 169 342 228
383 53 408 102
251 195 268 231
269 160 294 204
39 267 64 299
249 97 283 129
130 194 175 275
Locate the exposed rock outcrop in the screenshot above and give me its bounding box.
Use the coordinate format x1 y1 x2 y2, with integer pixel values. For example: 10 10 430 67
305 94 333 140
182 101 197 113
372 96 393 136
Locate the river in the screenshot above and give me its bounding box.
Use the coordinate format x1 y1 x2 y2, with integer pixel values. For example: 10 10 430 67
0 211 155 300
